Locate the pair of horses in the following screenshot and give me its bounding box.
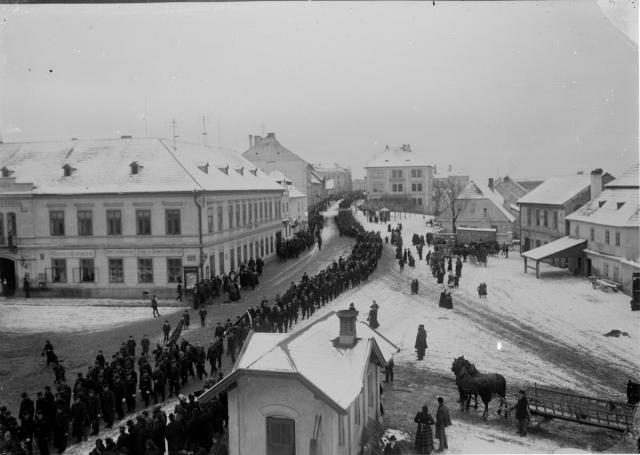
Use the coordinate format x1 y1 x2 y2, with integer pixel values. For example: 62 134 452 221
451 356 508 419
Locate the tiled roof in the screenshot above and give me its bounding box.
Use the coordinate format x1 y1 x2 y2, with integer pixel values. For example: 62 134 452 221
517 174 593 206
365 146 432 168
0 138 282 195
605 162 639 189
207 311 398 411
457 180 516 223
565 188 639 228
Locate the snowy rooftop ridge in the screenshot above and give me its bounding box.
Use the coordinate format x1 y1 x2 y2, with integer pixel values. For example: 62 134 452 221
0 138 283 194
605 161 639 189
565 188 639 228
200 310 399 411
517 174 593 206
458 180 516 223
365 145 432 168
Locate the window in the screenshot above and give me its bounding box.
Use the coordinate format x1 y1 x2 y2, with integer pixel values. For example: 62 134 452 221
527 208 531 226
7 212 16 247
616 202 625 210
260 239 265 256
217 206 223 231
355 393 361 425
392 183 403 192
536 240 541 248
235 203 241 226
338 414 345 446
411 169 422 178
136 210 152 235
613 266 619 282
250 242 254 259
266 417 295 455
228 203 234 229
167 258 182 283
553 211 558 230
248 202 252 224
604 263 609 278
415 198 423 206
605 230 610 244
269 200 273 220
270 235 274 254
50 211 65 236
165 209 181 235
575 225 580 237
615 231 620 246
109 259 124 283
237 246 242 266
0 213 4 245
543 210 548 227
391 169 403 178
230 249 235 271
79 259 95 282
368 373 374 406
77 210 93 236
254 202 258 222
535 209 540 226
218 251 225 275
483 208 487 217
242 202 247 225
590 227 595 241
138 258 153 283
52 259 67 283
260 201 264 220
207 207 214 233
411 183 423 192
107 210 122 235
243 245 248 262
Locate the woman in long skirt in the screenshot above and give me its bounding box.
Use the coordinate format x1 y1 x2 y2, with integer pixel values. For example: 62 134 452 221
414 404 435 454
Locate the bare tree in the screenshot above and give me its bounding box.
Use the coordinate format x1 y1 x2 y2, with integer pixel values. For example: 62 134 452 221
433 177 468 233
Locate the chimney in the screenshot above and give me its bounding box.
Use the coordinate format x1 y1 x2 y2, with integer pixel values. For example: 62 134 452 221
336 307 358 347
488 178 494 192
266 132 275 139
253 135 262 146
590 168 604 200
249 135 253 148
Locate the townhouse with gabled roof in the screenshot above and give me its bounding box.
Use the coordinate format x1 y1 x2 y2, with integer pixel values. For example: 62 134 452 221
0 137 284 298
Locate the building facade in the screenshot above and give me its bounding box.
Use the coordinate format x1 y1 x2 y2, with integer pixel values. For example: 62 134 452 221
517 170 614 252
0 138 283 298
314 163 352 194
242 133 327 208
271 171 308 239
364 144 434 213
566 163 639 294
200 309 398 455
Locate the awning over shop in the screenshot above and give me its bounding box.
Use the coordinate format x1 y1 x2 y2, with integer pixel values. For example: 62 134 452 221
522 236 587 278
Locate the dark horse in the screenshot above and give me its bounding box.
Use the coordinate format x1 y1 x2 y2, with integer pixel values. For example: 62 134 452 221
451 356 507 419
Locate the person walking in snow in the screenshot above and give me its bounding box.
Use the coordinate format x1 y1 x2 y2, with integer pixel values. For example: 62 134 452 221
515 390 530 436
414 404 435 454
435 397 452 452
199 306 207 327
182 310 190 330
162 320 171 343
415 325 427 360
151 294 160 318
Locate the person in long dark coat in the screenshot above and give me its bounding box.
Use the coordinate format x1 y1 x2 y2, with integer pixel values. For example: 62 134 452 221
435 397 452 451
52 404 68 454
515 390 530 436
415 325 427 360
367 301 380 329
414 404 435 454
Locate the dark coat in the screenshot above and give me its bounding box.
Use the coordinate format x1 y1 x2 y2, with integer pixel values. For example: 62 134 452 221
436 403 452 429
414 409 435 454
515 396 530 420
415 328 427 350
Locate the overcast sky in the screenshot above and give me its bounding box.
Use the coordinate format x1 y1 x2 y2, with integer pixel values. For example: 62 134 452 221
1 1 637 179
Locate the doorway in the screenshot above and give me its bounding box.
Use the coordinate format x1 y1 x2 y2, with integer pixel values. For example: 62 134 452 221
0 258 16 296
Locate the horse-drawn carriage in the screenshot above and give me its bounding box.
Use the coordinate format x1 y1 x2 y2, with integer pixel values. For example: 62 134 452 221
526 384 638 434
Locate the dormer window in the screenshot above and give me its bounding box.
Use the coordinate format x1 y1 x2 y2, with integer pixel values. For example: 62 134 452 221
197 163 210 174
249 169 258 176
616 202 625 210
62 164 75 177
218 165 229 175
598 201 606 208
1 166 14 177
235 166 244 176
130 162 143 175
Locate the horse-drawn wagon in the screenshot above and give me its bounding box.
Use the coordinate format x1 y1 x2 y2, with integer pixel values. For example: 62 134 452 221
526 384 638 433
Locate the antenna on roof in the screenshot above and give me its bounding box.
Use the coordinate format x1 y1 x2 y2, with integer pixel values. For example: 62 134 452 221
170 118 179 149
201 115 208 146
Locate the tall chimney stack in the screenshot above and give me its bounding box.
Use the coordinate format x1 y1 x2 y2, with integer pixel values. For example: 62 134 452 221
488 178 494 192
249 135 253 148
590 168 604 200
336 307 358 347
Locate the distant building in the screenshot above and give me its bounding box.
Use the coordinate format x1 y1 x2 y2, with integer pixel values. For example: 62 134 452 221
352 178 366 192
200 308 398 455
364 144 434 212
432 165 470 217
440 178 516 243
243 133 327 207
0 137 284 298
517 169 614 252
566 162 639 294
314 163 352 194
493 176 531 238
270 171 308 239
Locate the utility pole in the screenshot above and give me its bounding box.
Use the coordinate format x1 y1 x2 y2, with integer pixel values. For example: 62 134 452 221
170 118 179 149
201 115 208 146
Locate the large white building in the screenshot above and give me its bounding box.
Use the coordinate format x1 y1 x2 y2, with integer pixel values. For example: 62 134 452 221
364 144 434 213
200 308 398 455
0 137 284 298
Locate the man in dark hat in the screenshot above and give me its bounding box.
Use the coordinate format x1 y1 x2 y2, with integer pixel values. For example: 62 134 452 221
515 390 530 436
415 325 427 360
435 397 452 451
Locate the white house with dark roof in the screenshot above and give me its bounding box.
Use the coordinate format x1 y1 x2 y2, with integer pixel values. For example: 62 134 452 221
0 137 284 298
565 162 639 294
364 144 434 212
199 308 399 455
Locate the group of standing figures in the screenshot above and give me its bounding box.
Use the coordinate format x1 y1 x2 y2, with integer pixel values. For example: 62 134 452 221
413 397 452 454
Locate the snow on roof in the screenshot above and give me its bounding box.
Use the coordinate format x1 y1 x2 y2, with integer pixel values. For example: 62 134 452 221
269 170 292 184
522 236 587 261
287 186 306 199
565 188 639 228
517 174 592 205
456 227 497 232
365 146 432 168
605 161 639 189
0 138 283 194
457 180 516 223
218 311 398 411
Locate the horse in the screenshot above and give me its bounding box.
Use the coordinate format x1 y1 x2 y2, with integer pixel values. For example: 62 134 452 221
451 356 507 419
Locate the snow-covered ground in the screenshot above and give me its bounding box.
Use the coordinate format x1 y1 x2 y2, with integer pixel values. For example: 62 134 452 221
0 298 182 334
